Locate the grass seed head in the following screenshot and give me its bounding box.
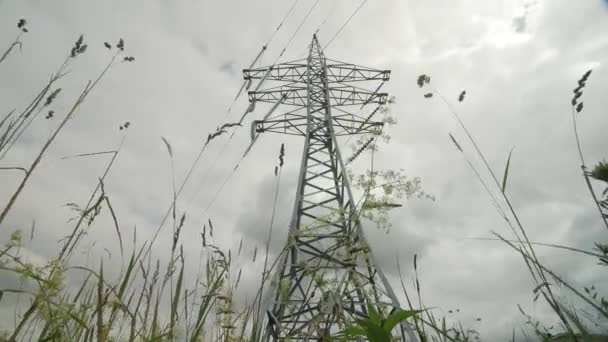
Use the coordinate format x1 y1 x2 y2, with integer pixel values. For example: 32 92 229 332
44 88 62 106
458 90 466 102
417 74 431 87
590 160 608 183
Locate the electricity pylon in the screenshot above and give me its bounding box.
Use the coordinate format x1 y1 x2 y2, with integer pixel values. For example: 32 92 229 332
244 35 417 341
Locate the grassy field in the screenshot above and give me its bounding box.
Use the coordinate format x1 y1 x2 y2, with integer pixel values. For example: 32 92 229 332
1 17 607 342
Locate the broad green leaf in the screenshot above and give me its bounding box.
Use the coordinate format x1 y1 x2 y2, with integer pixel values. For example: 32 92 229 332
383 309 422 332
342 325 367 338
367 304 381 325
502 148 514 193
356 319 390 342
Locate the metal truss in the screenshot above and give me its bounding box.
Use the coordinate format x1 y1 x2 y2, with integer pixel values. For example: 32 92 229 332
248 35 417 341
243 59 391 83
249 86 388 107
251 114 383 137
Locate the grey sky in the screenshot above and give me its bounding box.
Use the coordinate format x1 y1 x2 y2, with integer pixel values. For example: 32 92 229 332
1 0 607 340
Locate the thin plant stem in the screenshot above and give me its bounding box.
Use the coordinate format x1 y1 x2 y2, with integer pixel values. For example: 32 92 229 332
432 86 575 336
0 32 23 65
1 53 117 226
571 106 608 231
470 237 605 259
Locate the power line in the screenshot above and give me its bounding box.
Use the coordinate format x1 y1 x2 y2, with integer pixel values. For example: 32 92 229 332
314 0 337 36
228 0 301 114
132 4 354 296
172 0 310 220
324 0 369 50
266 0 301 48
199 0 323 216
183 139 229 210
185 94 286 213
295 0 337 58
273 0 321 63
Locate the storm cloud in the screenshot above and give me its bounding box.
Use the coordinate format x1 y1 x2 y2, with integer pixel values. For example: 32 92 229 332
0 0 607 340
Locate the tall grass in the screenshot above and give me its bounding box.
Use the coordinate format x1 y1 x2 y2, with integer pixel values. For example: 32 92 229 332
1 16 607 342
0 19 283 342
412 71 608 341
0 16 434 342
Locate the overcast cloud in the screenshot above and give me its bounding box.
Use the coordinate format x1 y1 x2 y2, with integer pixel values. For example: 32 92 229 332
1 0 607 340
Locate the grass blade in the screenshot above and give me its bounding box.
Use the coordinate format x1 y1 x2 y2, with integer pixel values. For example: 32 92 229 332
502 148 514 193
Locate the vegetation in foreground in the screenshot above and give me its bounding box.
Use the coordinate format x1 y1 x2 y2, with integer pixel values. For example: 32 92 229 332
0 17 607 342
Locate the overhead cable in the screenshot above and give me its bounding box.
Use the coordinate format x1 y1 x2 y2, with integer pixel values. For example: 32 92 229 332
324 0 369 50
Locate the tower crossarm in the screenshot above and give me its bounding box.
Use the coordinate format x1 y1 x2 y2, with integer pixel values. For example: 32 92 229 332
330 115 383 136
327 86 388 106
248 87 308 106
243 62 308 82
326 61 391 82
248 86 388 107
252 115 383 137
243 61 390 83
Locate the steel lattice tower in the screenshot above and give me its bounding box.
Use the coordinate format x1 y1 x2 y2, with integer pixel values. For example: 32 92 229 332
244 35 417 341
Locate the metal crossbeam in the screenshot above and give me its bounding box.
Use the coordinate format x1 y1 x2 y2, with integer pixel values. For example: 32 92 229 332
252 116 382 137
326 61 391 82
248 35 417 341
244 60 390 83
248 87 388 107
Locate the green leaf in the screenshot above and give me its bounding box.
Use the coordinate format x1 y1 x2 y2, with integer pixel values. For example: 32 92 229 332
170 257 185 334
502 148 514 193
367 304 381 325
383 309 422 332
342 325 367 338
356 319 390 342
